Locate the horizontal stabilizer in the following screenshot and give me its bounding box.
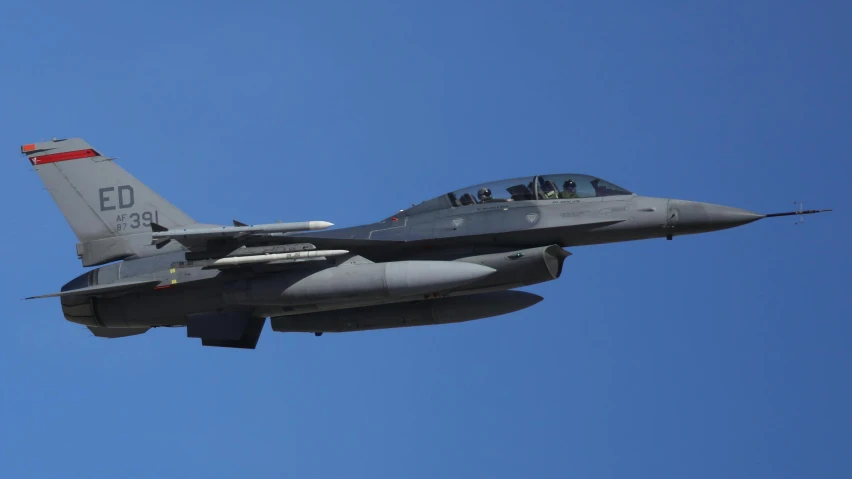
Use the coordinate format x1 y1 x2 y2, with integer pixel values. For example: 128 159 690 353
88 326 150 338
26 279 162 299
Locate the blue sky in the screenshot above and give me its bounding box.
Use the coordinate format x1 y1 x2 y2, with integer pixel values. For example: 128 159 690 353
1 1 850 477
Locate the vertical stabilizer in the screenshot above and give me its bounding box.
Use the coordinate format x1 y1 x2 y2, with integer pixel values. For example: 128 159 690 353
23 138 196 265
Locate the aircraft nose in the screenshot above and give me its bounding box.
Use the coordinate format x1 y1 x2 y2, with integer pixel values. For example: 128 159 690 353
668 200 764 234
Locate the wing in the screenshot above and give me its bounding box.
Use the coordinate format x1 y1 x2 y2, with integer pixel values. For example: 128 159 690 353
242 221 626 261
153 218 625 261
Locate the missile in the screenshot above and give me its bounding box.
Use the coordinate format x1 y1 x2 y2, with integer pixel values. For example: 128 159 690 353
270 290 544 332
150 221 334 247
152 220 333 237
197 250 350 268
184 243 318 262
223 260 497 306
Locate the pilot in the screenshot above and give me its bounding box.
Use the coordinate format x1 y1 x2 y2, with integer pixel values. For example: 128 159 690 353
560 179 579 199
478 187 513 203
539 179 559 199
590 178 607 196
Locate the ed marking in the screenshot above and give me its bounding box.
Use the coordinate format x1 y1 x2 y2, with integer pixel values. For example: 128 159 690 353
99 185 135 211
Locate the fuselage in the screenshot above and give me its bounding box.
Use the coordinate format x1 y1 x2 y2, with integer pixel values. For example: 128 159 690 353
60 189 762 331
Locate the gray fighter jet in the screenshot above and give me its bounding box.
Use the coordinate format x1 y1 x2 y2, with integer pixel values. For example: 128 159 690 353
23 138 830 348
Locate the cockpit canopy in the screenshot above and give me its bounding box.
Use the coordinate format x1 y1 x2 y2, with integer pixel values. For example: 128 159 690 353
448 174 631 206
403 174 632 216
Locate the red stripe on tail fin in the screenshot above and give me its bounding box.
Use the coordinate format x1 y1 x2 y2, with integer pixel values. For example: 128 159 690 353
30 149 98 165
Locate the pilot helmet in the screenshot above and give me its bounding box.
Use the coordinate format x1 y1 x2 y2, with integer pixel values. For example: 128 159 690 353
477 187 492 201
564 179 576 190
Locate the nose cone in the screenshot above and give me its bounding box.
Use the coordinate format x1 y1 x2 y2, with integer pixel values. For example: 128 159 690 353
668 200 764 235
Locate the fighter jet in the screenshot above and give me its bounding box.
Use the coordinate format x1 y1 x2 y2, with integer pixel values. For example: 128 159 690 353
22 138 830 348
